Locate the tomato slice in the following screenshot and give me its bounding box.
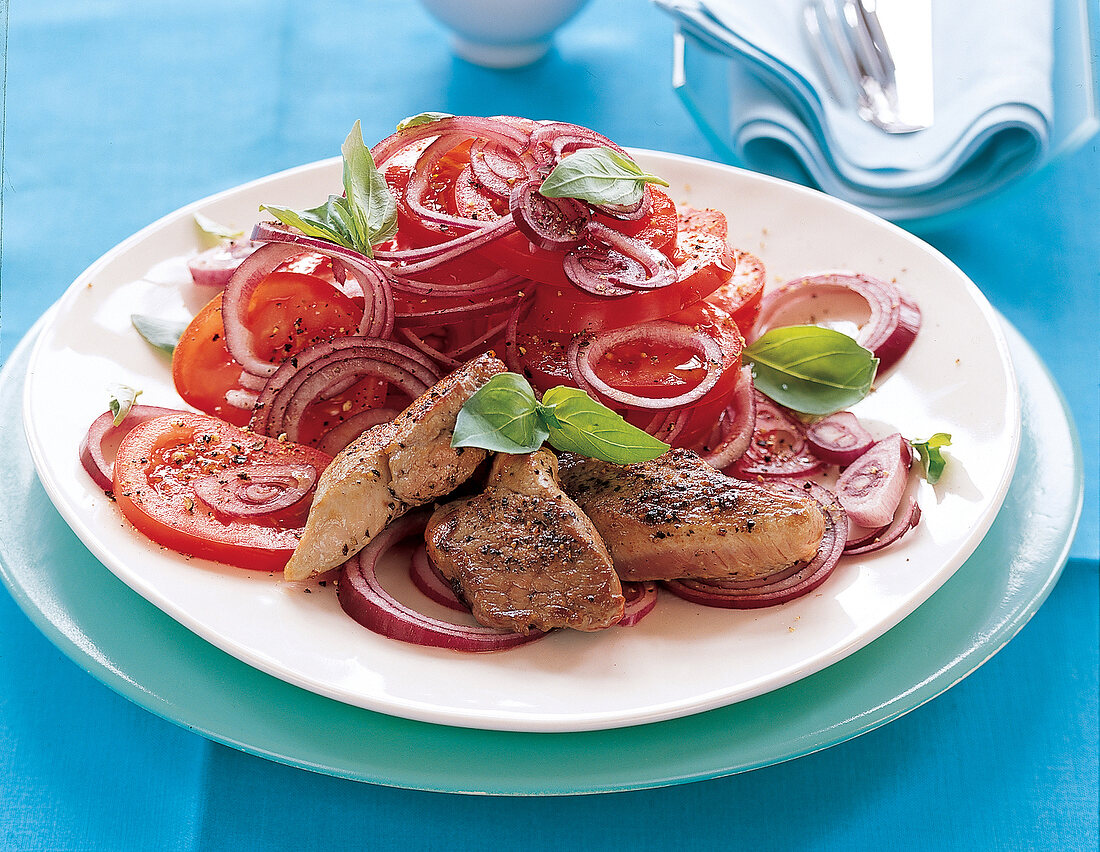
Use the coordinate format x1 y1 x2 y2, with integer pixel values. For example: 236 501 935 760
172 268 384 438
704 249 765 339
525 206 737 334
113 413 332 572
470 186 679 289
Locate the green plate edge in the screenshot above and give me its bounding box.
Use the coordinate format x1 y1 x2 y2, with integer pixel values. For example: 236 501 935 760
0 314 1082 796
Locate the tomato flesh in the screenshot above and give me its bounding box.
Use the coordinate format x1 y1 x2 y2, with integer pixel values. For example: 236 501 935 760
173 266 386 442
113 413 332 572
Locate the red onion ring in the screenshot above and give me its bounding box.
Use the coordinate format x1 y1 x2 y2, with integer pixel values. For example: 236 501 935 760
618 581 658 627
372 115 531 173
805 410 874 466
752 271 920 372
663 481 847 609
80 405 186 491
409 544 469 613
228 236 395 376
835 433 912 528
696 366 756 468
470 137 530 199
509 179 591 251
188 240 258 288
192 463 318 519
372 213 519 276
564 222 675 295
250 337 439 446
845 496 921 555
567 322 724 410
526 121 627 169
315 408 401 456
337 513 547 651
727 392 824 479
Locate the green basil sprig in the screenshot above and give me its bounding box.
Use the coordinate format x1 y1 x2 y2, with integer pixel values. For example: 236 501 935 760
539 147 669 209
910 433 952 484
452 373 669 464
260 121 397 257
744 325 878 416
108 384 142 426
131 314 188 355
396 111 454 131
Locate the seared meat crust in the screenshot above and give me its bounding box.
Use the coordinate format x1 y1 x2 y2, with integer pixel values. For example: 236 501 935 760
557 448 825 582
284 353 506 580
426 450 625 633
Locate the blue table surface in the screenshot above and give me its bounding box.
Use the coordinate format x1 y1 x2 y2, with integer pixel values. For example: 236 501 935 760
1 1 1096 849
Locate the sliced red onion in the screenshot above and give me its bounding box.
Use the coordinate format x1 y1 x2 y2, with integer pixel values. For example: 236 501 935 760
563 222 675 296
835 433 912 528
80 405 186 491
727 392 824 479
845 496 921 555
225 238 394 377
568 322 724 410
395 293 519 329
315 408 400 456
372 213 519 277
371 115 530 173
470 137 530 199
337 513 547 651
618 581 658 627
752 271 920 373
806 410 874 466
639 408 691 444
663 481 847 609
593 186 652 222
526 121 627 169
192 463 318 519
390 268 521 299
188 240 258 288
509 179 590 251
409 544 469 613
250 337 439 446
696 366 756 468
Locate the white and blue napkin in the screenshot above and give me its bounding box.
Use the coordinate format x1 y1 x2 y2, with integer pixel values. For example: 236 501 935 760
655 0 1072 220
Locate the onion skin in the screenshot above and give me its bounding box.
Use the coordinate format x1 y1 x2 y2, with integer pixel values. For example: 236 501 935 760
80 404 187 491
835 433 912 528
806 411 874 466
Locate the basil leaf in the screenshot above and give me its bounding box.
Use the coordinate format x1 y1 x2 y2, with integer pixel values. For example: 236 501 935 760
259 122 396 256
539 386 669 464
911 433 952 484
131 314 188 355
340 120 398 251
259 201 348 245
745 325 878 416
193 212 244 245
397 111 453 131
451 373 549 454
539 147 669 208
108 384 142 426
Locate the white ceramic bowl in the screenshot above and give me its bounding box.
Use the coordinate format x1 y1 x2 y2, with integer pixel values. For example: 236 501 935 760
417 0 591 68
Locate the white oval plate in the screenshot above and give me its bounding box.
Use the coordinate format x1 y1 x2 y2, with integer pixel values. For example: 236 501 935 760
22 151 1020 732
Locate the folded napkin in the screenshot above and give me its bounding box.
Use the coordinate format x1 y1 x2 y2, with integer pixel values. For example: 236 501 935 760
655 0 1056 220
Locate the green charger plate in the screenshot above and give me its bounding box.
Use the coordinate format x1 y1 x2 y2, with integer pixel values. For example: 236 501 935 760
0 315 1081 796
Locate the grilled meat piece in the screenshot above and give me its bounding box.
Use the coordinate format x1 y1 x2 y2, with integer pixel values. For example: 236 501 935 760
426 449 625 633
284 353 506 581
557 448 825 582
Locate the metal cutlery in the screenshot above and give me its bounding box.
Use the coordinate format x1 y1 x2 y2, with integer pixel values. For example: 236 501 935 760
803 0 934 134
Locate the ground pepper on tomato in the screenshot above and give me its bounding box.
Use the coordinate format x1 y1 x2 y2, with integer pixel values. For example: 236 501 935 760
112 413 332 572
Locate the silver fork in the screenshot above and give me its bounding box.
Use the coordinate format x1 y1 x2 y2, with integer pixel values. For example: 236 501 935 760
803 0 929 134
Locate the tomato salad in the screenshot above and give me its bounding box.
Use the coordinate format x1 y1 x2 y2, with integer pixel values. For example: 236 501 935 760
82 115 943 647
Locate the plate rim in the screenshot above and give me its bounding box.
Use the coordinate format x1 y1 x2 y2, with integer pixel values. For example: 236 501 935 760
0 310 1079 794
18 150 1023 732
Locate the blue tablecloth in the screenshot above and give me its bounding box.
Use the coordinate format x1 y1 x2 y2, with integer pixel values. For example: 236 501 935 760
1 1 1096 849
